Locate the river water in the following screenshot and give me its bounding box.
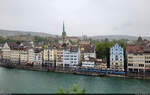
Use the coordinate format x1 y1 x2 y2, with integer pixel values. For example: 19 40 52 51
0 67 150 94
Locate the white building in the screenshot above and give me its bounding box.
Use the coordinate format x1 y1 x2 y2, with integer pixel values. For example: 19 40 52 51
82 57 95 68
63 47 80 67
110 43 124 71
28 48 35 63
34 52 42 65
83 52 96 59
80 44 96 62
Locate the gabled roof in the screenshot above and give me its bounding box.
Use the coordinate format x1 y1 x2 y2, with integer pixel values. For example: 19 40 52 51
110 43 123 49
7 42 20 50
3 42 27 51
21 42 33 47
126 44 144 54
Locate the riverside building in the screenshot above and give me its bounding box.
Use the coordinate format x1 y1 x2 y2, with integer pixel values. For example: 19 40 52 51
2 42 28 64
110 43 124 71
56 49 64 67
43 47 57 67
28 48 35 64
63 46 80 67
82 57 95 68
126 43 150 73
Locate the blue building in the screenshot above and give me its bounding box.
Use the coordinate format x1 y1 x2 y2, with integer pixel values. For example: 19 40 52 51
110 43 124 71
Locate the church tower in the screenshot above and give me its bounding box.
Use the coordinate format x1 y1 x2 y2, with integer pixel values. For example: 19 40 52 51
62 22 67 44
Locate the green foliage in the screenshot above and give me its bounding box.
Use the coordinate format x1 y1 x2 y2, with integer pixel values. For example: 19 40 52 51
0 36 23 44
76 39 81 44
0 35 53 45
96 42 113 59
96 39 127 66
42 45 47 49
57 84 86 94
0 36 6 43
34 36 52 45
57 88 67 94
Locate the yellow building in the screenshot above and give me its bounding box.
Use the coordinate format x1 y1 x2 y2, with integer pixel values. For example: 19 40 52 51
2 42 28 64
43 48 57 67
126 44 146 72
127 54 145 72
144 54 150 71
20 50 28 64
10 50 20 63
56 49 64 67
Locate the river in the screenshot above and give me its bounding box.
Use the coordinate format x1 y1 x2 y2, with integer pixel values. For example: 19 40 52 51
0 67 150 94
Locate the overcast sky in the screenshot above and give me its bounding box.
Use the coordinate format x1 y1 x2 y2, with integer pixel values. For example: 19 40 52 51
0 0 150 36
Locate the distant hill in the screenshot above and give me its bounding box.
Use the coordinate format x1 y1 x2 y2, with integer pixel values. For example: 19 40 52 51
0 29 57 37
0 29 149 41
89 35 150 41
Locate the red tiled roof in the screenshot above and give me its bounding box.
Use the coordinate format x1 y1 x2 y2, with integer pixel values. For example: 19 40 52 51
126 44 144 54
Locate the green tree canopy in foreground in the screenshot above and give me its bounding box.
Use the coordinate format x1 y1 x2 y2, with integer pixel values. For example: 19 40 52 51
57 84 86 94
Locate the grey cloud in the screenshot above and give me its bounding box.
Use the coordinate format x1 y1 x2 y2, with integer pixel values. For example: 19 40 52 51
0 0 150 36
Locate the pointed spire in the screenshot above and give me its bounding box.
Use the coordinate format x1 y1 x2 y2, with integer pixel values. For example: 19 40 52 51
63 21 65 33
62 21 67 45
62 21 66 37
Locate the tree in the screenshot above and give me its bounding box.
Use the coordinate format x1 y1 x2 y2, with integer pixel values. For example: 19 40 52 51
76 39 81 44
57 84 86 94
96 40 127 68
42 45 47 49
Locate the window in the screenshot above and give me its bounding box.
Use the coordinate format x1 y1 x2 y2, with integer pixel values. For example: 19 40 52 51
115 55 118 61
129 57 133 59
128 64 133 66
64 58 69 60
139 64 144 67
